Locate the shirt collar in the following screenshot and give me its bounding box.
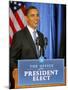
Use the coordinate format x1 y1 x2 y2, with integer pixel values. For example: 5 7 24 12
27 25 37 33
27 25 38 39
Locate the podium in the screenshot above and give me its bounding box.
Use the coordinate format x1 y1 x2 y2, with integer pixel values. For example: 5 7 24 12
12 58 66 89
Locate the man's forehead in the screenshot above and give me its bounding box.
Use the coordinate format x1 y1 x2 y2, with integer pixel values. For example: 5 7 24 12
28 9 39 14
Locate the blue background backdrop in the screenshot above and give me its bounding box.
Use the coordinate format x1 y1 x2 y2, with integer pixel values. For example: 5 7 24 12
25 2 66 61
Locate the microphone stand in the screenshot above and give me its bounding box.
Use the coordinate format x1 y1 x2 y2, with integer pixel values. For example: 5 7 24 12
39 37 48 61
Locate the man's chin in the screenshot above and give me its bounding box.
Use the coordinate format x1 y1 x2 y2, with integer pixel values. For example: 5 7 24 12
34 27 37 29
31 25 38 29
34 25 38 28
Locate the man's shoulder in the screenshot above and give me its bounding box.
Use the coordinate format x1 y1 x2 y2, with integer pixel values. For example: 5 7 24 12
14 27 27 36
12 27 28 41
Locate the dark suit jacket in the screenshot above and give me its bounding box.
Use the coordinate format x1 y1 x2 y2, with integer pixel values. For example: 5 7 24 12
10 27 44 88
10 27 44 71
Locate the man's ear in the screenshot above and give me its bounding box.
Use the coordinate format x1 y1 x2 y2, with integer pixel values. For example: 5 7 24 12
24 16 28 22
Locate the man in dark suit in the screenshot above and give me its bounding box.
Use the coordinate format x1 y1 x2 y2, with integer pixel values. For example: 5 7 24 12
10 6 45 88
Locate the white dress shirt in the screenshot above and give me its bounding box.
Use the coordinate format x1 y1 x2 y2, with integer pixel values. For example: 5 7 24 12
27 25 41 57
27 25 38 42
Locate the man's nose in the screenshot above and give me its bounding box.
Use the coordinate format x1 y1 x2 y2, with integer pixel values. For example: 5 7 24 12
34 16 39 21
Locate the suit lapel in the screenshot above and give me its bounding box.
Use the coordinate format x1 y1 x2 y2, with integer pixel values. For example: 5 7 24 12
24 27 37 57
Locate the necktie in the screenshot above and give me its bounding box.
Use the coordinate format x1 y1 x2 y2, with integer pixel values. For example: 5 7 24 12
33 31 36 43
33 31 40 58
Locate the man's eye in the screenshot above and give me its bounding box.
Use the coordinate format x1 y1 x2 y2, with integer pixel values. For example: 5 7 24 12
31 14 34 17
30 14 39 17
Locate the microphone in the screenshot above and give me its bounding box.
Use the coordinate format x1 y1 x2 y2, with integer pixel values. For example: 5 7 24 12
36 36 48 57
44 37 48 49
36 37 41 58
36 37 39 46
36 37 48 48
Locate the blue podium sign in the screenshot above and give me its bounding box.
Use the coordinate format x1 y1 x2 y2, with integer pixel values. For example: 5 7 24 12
18 58 64 86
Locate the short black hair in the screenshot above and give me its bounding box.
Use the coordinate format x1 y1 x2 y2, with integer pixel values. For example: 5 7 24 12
26 6 39 15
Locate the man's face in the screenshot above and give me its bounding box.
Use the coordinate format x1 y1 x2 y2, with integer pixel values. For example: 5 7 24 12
26 9 40 29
